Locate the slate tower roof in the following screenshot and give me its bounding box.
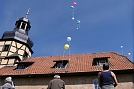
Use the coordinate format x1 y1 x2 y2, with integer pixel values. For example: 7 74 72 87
1 9 33 48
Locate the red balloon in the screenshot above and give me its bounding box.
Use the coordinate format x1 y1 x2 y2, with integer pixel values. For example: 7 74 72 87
73 2 76 6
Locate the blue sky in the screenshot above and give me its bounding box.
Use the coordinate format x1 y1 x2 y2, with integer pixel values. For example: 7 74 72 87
0 0 133 62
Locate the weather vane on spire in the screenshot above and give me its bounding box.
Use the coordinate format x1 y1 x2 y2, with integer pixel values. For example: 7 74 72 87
26 8 30 18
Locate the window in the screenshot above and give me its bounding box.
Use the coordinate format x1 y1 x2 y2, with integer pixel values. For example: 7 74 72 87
26 24 30 31
21 22 26 29
92 57 109 66
16 62 33 70
99 59 107 66
56 63 63 68
93 78 101 89
52 60 69 69
16 22 21 28
23 51 28 59
17 64 25 69
2 45 10 51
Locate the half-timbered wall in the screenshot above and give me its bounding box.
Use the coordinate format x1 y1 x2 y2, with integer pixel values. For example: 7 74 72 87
0 40 32 66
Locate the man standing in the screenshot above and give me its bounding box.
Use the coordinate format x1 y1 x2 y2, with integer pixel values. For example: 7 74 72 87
47 75 65 89
98 63 118 89
2 77 15 89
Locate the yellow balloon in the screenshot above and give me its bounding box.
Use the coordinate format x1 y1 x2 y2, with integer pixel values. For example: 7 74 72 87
64 44 69 50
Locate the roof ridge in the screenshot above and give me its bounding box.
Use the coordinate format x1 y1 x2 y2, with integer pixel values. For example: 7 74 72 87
30 52 119 58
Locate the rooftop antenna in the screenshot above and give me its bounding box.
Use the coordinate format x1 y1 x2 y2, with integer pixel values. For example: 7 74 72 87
26 8 30 18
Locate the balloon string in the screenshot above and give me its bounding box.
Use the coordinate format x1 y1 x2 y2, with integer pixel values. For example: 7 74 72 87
77 25 79 29
62 49 66 67
68 41 71 59
122 48 123 55
77 24 80 29
79 24 80 28
63 49 65 59
72 9 74 19
120 48 123 61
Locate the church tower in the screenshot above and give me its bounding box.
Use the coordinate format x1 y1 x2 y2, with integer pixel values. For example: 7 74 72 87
0 9 33 68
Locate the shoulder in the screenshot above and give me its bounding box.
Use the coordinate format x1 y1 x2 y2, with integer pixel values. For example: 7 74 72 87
98 72 102 77
57 79 65 83
3 83 11 86
60 79 65 84
98 72 101 75
61 79 65 82
2 83 14 88
110 71 114 74
50 79 55 83
110 71 115 76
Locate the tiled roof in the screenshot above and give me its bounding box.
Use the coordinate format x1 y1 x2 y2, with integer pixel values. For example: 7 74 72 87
0 52 133 76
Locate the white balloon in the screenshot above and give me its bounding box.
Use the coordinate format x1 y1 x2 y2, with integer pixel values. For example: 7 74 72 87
72 17 74 20
67 37 71 41
128 53 131 55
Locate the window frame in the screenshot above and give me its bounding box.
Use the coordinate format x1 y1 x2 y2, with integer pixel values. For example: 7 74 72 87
52 60 69 69
98 59 107 66
92 57 109 66
23 51 28 59
15 62 34 70
2 45 10 51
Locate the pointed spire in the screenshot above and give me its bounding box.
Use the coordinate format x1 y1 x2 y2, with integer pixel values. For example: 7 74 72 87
26 8 30 18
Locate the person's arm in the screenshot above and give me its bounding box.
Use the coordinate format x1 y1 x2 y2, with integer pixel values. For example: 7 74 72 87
11 81 15 88
111 72 118 87
47 81 52 89
8 81 15 89
98 72 102 88
63 81 65 89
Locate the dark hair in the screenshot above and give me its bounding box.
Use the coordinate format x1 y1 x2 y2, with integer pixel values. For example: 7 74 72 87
103 63 109 70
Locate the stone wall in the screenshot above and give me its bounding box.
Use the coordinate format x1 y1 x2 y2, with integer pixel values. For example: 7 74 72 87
0 73 133 89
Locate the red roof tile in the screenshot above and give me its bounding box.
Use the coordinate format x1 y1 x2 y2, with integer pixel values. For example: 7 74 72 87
0 52 133 76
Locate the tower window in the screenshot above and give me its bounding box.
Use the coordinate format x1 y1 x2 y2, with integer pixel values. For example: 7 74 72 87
21 22 26 29
52 60 69 69
92 57 109 66
2 45 10 51
16 22 21 28
26 25 29 31
23 51 28 59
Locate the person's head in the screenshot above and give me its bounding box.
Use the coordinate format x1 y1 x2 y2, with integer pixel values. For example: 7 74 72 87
5 77 12 83
54 75 60 79
103 63 109 70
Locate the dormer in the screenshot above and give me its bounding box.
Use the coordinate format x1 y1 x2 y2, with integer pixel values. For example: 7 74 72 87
92 57 110 66
52 60 69 69
15 62 34 70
